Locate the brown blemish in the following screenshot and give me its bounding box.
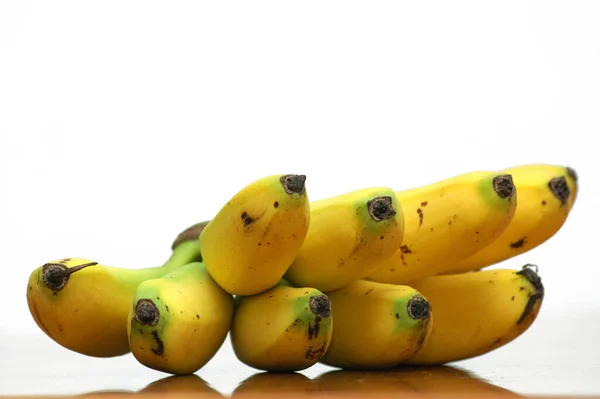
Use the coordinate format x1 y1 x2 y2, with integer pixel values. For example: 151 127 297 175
150 331 164 356
364 289 374 295
41 261 98 292
493 174 516 199
196 314 200 319
400 245 412 254
285 318 303 332
165 305 169 312
280 174 307 195
241 212 255 226
421 201 428 207
510 237 526 249
170 220 210 250
417 208 423 228
407 295 430 320
548 176 570 206
305 340 328 360
273 201 279 208
307 316 321 340
511 296 515 301
542 200 547 206
134 299 160 326
516 264 544 324
395 313 400 319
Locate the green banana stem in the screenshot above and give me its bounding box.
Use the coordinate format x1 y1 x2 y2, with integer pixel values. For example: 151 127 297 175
162 240 202 270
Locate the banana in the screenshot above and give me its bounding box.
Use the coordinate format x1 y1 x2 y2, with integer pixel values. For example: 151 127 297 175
405 264 544 365
199 174 310 296
25 222 207 358
443 164 578 274
230 281 333 372
284 187 405 293
365 171 517 285
127 261 233 375
319 279 432 369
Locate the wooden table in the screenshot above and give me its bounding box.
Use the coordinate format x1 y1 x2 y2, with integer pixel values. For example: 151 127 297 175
2 307 599 398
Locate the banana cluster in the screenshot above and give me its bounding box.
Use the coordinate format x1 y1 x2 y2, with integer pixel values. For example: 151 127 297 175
26 163 578 375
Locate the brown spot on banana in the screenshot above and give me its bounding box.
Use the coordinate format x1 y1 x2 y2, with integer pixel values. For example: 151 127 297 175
151 331 164 356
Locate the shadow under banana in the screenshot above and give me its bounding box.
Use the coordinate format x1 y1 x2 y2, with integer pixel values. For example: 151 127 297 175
313 365 523 396
232 372 318 396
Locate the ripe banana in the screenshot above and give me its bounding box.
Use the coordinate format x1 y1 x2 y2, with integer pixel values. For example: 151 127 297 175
405 264 544 365
128 262 234 375
444 164 578 274
284 187 405 292
230 280 333 372
26 223 206 358
200 174 310 296
365 171 517 285
319 279 432 369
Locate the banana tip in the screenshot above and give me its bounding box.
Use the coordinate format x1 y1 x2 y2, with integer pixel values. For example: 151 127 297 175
407 295 430 320
367 196 397 222
134 299 160 326
548 176 570 206
309 294 331 318
493 174 516 199
280 174 307 195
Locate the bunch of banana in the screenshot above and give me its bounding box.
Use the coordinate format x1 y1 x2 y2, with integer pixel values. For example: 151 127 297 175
23 162 578 376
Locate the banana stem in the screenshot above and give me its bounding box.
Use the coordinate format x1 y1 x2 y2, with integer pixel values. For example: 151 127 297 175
162 240 203 270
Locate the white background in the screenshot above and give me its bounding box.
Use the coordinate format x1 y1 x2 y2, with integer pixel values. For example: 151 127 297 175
1 1 599 395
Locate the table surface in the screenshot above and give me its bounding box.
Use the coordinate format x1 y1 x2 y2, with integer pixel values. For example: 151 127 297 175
2 306 599 398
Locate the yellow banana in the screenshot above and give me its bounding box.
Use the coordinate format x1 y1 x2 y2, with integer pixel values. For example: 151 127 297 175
365 171 517 285
284 187 405 292
200 174 310 296
444 164 578 274
405 264 544 365
319 279 432 369
230 281 333 372
25 223 206 358
127 262 233 375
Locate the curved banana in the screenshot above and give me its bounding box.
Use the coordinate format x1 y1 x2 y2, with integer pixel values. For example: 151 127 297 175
200 174 310 296
444 164 578 274
284 187 405 292
405 264 544 365
26 223 206 358
319 279 432 369
230 281 333 372
127 262 233 375
366 171 517 285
